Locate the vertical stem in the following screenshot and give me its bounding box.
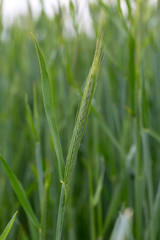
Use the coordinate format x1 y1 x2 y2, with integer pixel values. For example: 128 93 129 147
55 37 103 240
67 197 76 240
88 158 96 240
55 183 65 240
40 168 50 240
36 142 43 209
93 115 103 238
134 0 143 239
142 132 154 240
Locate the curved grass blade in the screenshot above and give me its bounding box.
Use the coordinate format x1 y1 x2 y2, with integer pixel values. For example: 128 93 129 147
31 33 65 181
91 106 126 159
144 128 160 144
0 155 40 229
73 86 126 160
0 211 17 240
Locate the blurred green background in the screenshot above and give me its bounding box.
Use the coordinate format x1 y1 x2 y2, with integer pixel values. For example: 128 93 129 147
0 0 160 239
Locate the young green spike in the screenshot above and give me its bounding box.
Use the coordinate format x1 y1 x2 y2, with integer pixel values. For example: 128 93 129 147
64 36 104 200
56 35 104 240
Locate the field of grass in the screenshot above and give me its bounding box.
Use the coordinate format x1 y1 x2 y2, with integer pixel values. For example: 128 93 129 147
0 0 160 239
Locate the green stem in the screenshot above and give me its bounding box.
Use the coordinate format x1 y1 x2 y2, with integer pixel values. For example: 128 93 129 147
55 183 65 240
93 115 102 238
88 159 96 240
134 0 143 238
55 36 103 240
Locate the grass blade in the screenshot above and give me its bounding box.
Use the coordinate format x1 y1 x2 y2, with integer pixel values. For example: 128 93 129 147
40 166 50 240
55 183 65 240
0 211 17 240
91 106 126 159
144 128 160 144
152 180 160 237
31 33 65 181
36 142 44 208
92 158 105 207
0 155 40 229
142 131 154 239
110 209 133 240
26 93 43 207
25 96 38 141
102 179 124 236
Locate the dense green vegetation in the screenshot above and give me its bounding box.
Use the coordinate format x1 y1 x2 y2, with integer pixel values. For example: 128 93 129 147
0 0 160 239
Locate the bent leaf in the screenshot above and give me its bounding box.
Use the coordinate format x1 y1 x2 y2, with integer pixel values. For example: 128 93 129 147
0 155 40 228
31 33 65 181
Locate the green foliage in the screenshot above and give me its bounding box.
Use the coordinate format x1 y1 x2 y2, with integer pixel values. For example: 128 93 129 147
0 156 40 229
31 32 65 181
1 0 160 239
0 211 17 240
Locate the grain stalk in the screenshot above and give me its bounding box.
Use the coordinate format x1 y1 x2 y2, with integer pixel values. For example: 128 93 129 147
55 36 104 240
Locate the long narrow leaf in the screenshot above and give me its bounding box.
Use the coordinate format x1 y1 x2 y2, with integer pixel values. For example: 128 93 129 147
40 166 51 240
36 142 43 208
92 158 105 207
0 211 17 240
144 128 160 144
91 106 126 159
31 33 65 181
25 96 39 141
0 155 40 228
26 93 43 207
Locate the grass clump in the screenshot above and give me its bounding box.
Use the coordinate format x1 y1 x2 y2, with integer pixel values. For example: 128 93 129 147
1 1 160 240
32 32 104 240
